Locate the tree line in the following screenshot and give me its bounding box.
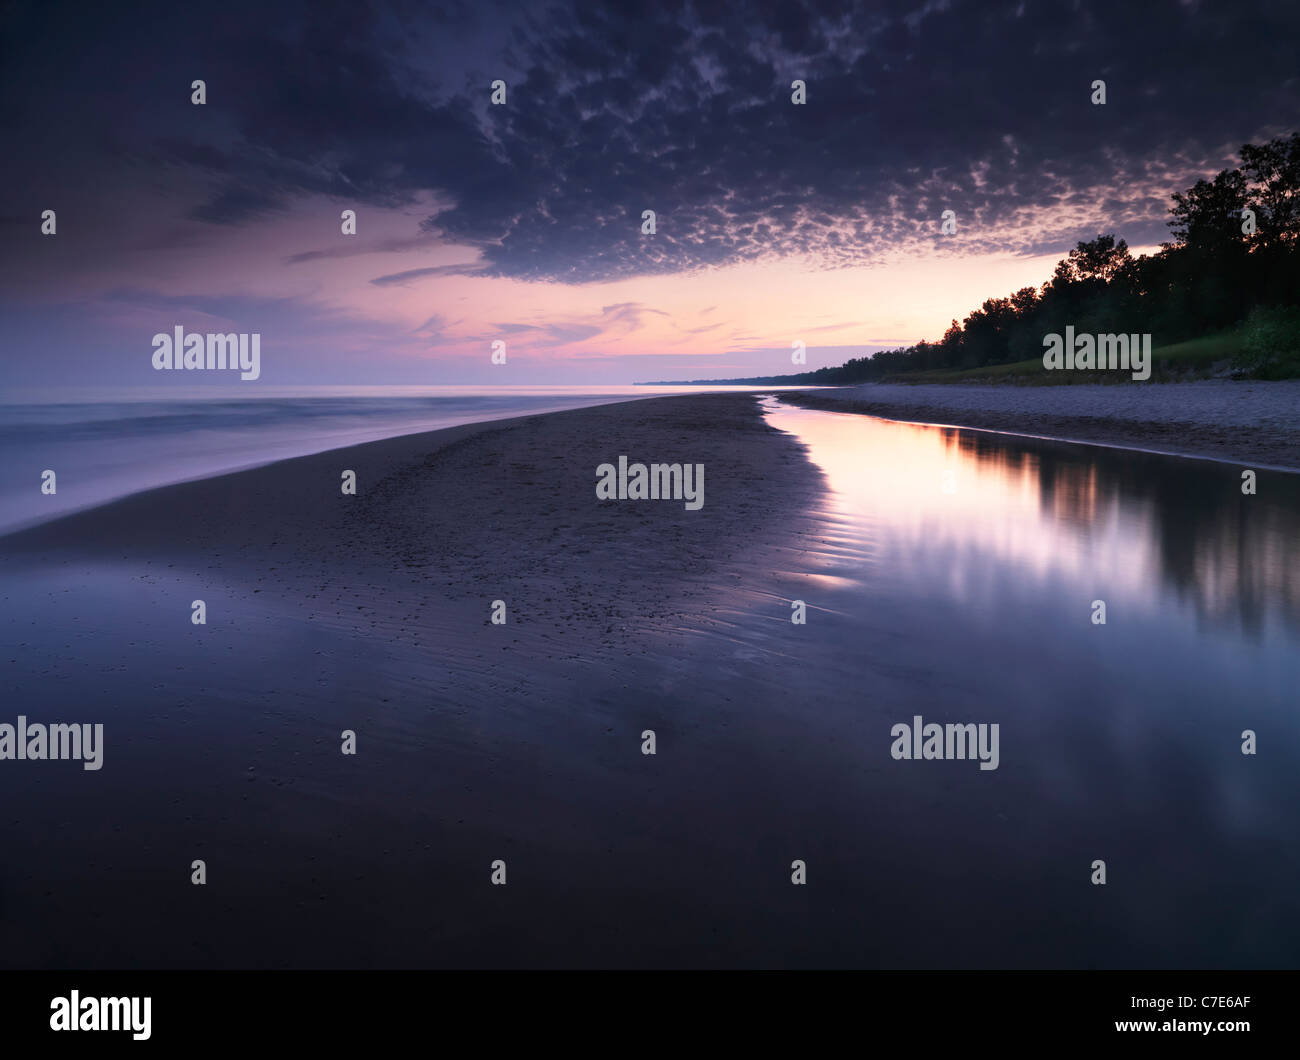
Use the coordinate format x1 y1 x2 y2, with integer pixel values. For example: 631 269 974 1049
665 132 1300 385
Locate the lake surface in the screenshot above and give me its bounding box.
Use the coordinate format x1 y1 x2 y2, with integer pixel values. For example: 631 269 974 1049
756 397 1300 967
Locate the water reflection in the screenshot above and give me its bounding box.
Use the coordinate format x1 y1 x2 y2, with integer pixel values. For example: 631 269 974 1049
764 399 1300 638
755 399 1299 967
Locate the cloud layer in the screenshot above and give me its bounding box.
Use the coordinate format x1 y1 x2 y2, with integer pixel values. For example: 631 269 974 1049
5 0 1299 288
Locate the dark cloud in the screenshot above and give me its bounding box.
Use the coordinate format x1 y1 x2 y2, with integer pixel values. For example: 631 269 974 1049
189 184 288 225
285 235 445 264
482 301 669 347
3 0 1299 285
368 263 482 285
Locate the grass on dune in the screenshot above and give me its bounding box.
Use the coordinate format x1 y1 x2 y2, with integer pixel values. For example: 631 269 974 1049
882 329 1247 385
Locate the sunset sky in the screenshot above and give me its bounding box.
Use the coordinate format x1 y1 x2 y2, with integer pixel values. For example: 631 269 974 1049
3 0 1298 388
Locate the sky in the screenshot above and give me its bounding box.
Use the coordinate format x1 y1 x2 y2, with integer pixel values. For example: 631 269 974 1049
2 0 1298 388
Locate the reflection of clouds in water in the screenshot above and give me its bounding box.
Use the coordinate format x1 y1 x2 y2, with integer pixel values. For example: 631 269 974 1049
763 399 1300 637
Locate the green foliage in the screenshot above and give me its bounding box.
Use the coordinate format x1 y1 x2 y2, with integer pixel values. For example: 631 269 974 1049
881 330 1246 384
1235 306 1300 379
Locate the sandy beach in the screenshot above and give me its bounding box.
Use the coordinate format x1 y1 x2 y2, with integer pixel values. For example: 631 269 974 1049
3 390 1298 970
780 379 1300 472
3 394 826 641
0 394 845 968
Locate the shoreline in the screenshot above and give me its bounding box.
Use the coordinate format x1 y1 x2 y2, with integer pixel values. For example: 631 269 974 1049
1 392 837 679
1 392 825 578
0 391 836 968
2 390 1298 969
8 379 1295 550
776 379 1300 473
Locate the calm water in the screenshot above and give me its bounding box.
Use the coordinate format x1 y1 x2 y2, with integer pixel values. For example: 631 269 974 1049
758 398 1300 966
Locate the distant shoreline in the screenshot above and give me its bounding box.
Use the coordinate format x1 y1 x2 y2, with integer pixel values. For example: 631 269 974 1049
773 379 1300 473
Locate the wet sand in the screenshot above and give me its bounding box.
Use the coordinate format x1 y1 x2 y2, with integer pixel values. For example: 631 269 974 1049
0 393 847 968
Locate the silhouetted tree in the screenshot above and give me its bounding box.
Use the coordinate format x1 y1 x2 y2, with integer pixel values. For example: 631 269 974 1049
686 133 1300 385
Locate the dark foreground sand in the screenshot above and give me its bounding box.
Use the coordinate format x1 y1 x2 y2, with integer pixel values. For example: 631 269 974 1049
5 394 825 636
0 394 853 969
782 379 1300 472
